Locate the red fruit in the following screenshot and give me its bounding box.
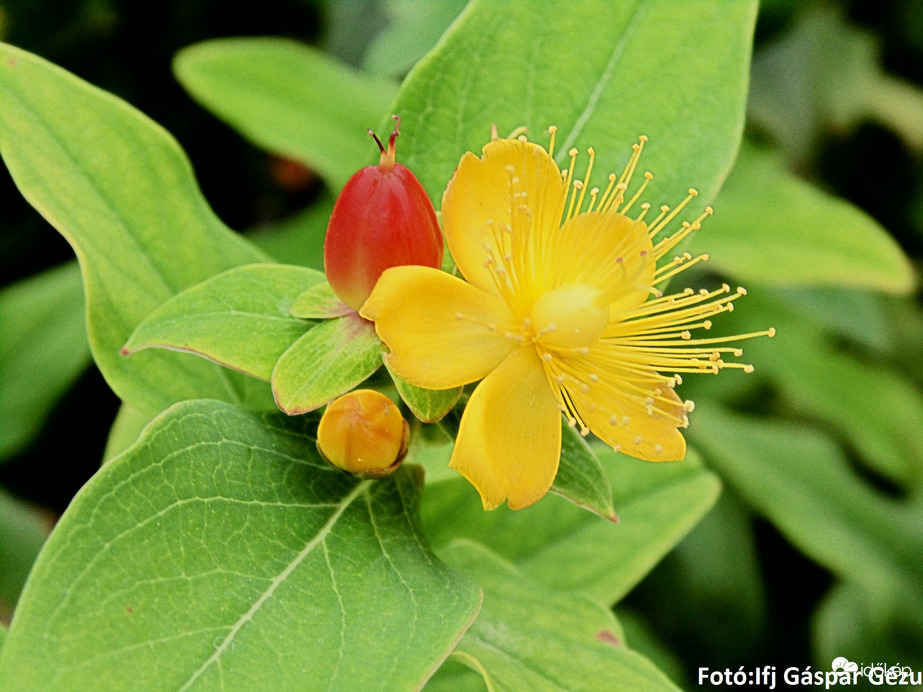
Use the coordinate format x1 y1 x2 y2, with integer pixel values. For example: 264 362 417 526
324 116 443 311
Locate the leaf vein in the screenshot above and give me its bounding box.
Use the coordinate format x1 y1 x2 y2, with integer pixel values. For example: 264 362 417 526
177 480 370 690
555 0 647 160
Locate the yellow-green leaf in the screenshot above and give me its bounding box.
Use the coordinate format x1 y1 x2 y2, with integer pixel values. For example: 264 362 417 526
0 400 482 690
695 141 916 293
174 38 398 190
124 263 323 380
0 43 267 416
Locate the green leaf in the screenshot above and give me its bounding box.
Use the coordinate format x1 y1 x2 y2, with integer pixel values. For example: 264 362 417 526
392 0 756 213
0 400 481 691
404 433 459 485
272 313 382 414
551 422 617 520
813 581 923 670
629 493 767 664
613 611 687 688
767 330 923 488
771 286 894 353
0 43 267 416
424 659 488 692
441 541 681 691
749 8 923 161
290 280 353 319
102 404 153 463
123 263 322 380
707 291 923 487
385 360 462 423
173 38 399 190
693 141 916 293
0 489 50 612
0 261 90 460
689 403 923 616
248 190 337 270
421 446 719 607
364 0 468 77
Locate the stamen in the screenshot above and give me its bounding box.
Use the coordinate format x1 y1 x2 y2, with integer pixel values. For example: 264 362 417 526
586 187 600 212
613 182 630 210
454 309 501 335
616 136 647 199
622 171 653 213
652 205 712 261
573 148 595 216
596 173 619 211
564 148 581 220
507 125 529 139
654 251 710 285
648 189 698 243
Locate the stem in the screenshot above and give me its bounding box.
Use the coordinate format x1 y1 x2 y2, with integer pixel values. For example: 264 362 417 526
370 115 400 172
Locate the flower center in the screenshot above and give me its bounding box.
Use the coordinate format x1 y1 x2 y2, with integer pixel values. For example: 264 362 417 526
530 284 609 350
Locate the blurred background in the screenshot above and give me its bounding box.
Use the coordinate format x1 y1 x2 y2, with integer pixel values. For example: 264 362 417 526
1 0 921 687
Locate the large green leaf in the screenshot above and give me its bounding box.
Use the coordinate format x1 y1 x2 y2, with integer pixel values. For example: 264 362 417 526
391 0 756 213
123 264 323 380
0 43 267 416
420 444 719 606
173 38 399 190
761 324 923 488
629 493 768 665
749 8 923 162
441 541 681 691
769 286 894 353
0 400 481 691
813 580 923 671
692 141 916 293
0 261 90 460
102 404 153 463
695 290 923 487
364 0 468 77
0 489 50 612
689 404 923 617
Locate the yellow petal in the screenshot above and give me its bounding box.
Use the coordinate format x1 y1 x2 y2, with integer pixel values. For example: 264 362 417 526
361 265 516 389
449 346 562 510
556 211 655 314
574 373 686 461
441 138 566 297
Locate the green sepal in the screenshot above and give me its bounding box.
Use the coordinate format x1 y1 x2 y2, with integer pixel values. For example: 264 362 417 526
272 313 383 414
289 280 353 319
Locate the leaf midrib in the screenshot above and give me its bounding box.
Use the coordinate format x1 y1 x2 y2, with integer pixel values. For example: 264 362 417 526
177 479 371 690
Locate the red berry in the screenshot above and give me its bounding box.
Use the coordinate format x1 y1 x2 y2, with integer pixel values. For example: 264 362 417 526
324 116 443 311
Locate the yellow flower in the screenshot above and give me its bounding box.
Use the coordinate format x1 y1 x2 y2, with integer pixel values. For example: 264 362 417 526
361 128 773 510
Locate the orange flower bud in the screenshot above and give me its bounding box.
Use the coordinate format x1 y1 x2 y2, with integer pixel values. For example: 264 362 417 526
324 116 443 311
316 389 410 478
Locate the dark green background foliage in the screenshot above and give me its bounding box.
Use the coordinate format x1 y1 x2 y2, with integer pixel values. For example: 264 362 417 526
1 0 921 689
